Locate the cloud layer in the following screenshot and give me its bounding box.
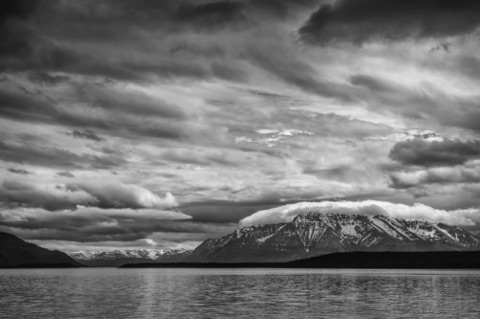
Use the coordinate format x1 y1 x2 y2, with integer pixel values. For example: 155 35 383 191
240 200 479 227
1 179 178 210
2 0 480 250
0 206 192 242
300 0 480 45
390 139 480 167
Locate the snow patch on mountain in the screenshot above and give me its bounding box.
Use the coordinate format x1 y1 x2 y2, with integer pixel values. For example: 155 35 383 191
191 212 480 263
69 249 188 261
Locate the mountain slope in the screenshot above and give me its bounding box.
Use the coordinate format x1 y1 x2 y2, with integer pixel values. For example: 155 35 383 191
188 213 480 263
69 249 190 267
0 232 83 268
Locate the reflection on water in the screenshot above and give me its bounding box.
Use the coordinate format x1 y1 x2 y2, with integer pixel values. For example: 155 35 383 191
1 268 480 318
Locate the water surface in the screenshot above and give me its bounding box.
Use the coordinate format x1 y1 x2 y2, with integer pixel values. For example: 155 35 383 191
1 268 479 318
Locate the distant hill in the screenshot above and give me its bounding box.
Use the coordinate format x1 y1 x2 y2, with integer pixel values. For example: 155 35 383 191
0 232 83 268
121 251 480 269
187 213 480 263
68 249 191 267
286 251 480 269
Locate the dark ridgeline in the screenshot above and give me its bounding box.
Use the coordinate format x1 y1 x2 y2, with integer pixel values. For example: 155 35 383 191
121 251 480 269
0 232 83 268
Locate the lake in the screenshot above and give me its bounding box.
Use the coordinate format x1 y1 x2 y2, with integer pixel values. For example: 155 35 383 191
1 268 479 318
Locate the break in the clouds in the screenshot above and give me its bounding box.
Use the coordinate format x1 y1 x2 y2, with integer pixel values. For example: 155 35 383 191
1 0 480 251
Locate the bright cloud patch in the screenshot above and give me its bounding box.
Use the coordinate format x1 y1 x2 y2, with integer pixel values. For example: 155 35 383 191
240 200 480 227
68 182 179 209
0 179 178 210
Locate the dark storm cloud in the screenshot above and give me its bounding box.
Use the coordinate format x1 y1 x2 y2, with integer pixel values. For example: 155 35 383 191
0 0 324 83
69 130 103 142
0 0 262 81
429 41 451 54
0 0 57 72
0 0 37 23
57 171 75 178
0 140 125 170
171 0 321 29
0 0 38 60
390 139 480 167
93 0 250 32
0 0 208 79
179 197 335 224
175 1 248 31
181 201 280 223
7 168 34 175
250 0 321 19
299 0 480 45
44 0 315 35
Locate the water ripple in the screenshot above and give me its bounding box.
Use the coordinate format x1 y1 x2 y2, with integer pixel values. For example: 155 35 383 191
1 268 479 319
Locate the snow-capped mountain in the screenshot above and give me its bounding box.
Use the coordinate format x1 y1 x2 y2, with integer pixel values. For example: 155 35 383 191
70 249 187 260
69 249 190 267
188 213 480 263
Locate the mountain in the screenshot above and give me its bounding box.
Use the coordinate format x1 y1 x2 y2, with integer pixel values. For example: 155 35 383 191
0 232 83 268
188 213 480 263
69 249 191 267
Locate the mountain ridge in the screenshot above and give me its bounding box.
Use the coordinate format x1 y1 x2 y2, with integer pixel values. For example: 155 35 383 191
187 213 480 263
68 249 191 267
0 232 83 268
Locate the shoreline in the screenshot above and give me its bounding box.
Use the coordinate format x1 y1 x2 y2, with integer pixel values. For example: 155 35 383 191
120 251 480 269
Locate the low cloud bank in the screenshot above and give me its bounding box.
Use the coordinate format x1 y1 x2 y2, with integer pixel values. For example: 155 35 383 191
240 200 479 227
0 206 192 243
1 179 178 210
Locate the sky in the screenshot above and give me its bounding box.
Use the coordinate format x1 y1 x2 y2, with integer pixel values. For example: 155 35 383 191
1 0 480 251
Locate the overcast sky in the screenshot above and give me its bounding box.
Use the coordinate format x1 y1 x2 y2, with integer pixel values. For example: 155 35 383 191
1 0 480 251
